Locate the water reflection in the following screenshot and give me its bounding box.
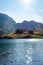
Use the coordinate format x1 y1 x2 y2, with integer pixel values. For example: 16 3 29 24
0 39 43 65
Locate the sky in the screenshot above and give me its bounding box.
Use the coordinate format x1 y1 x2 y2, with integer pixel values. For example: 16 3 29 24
0 0 43 23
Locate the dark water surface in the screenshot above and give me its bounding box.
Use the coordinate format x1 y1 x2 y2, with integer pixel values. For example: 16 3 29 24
0 39 43 65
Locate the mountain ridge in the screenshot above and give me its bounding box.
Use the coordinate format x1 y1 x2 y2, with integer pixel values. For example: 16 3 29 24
16 20 43 30
0 13 43 34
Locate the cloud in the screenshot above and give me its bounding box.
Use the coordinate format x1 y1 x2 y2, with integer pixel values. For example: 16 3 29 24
0 10 43 23
32 15 43 23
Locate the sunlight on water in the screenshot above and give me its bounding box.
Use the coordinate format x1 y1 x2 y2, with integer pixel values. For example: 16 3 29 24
26 39 38 42
25 44 33 65
0 39 43 65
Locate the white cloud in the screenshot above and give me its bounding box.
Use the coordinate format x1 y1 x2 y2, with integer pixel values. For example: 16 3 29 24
32 15 43 23
0 10 43 23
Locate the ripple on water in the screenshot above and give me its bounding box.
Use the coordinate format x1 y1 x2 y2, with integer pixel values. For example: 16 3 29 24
0 39 43 65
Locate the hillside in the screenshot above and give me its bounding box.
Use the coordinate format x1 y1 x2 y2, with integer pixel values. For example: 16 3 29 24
16 20 43 30
0 29 43 38
0 13 16 33
0 13 43 38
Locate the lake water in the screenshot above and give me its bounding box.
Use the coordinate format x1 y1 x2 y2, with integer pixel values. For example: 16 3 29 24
0 39 43 65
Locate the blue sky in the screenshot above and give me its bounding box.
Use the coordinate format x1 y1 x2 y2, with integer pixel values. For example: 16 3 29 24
0 0 43 23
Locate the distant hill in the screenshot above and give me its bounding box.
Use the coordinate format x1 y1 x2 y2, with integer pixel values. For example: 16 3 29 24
16 20 43 30
0 13 43 35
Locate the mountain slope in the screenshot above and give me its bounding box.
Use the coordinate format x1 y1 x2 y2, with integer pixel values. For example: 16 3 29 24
0 13 16 33
0 13 43 35
16 20 43 30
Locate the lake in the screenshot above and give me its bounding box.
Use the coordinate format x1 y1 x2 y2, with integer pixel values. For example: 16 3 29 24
0 39 43 65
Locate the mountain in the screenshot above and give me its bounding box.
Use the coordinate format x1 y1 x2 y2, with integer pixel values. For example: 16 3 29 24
0 13 43 35
16 20 43 30
0 13 16 33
